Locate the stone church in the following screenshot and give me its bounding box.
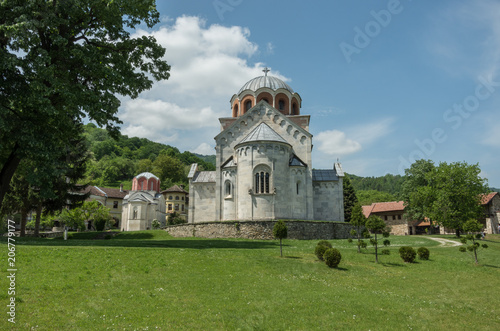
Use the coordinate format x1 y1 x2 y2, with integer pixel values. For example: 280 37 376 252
188 69 345 223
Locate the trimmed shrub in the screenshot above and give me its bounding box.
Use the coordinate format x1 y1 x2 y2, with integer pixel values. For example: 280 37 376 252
417 247 430 260
94 218 106 231
399 246 416 263
317 240 332 248
315 244 329 261
323 248 342 268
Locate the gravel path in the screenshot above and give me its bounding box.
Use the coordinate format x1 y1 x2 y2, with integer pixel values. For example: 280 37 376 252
422 236 462 247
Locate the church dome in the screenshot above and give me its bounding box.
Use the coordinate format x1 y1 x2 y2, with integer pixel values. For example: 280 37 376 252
132 172 160 192
238 75 294 94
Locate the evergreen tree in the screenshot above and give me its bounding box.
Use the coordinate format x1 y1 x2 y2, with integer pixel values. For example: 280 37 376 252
343 175 358 222
349 203 367 253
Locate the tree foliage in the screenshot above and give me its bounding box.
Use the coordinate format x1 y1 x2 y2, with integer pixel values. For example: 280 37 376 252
0 0 170 207
401 160 488 236
343 175 358 222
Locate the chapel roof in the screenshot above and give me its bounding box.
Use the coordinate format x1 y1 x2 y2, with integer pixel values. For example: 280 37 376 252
84 186 129 199
362 201 405 218
238 75 294 94
237 122 289 145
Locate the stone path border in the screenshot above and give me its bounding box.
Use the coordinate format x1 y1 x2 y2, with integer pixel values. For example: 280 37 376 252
422 236 462 247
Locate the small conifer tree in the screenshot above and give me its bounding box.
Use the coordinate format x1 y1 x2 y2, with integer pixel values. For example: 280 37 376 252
365 215 390 263
273 220 288 257
350 203 367 253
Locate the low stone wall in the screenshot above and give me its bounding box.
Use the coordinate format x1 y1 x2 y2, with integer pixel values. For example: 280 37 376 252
165 220 353 240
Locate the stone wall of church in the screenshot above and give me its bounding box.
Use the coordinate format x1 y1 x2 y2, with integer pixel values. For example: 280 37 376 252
166 220 353 240
313 180 344 222
189 182 216 223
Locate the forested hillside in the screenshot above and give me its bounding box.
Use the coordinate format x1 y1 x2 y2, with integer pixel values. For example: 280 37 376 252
83 124 215 190
346 173 403 206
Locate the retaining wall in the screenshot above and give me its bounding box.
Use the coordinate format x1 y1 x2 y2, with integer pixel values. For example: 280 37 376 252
165 220 353 240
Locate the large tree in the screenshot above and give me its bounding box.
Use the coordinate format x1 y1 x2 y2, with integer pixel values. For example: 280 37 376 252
430 162 487 236
401 160 488 236
0 0 170 206
400 159 436 233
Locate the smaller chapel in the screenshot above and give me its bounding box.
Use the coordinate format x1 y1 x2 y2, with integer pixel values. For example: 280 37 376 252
121 172 167 231
188 69 345 223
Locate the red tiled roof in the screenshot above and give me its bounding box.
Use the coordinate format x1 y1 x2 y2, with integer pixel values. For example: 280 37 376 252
362 201 405 218
481 192 498 205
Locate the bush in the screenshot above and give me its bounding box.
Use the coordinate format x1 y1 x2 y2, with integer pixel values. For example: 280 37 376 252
94 218 107 231
323 248 342 268
399 246 416 263
381 249 390 255
317 240 332 248
151 219 160 230
315 244 329 261
417 247 430 260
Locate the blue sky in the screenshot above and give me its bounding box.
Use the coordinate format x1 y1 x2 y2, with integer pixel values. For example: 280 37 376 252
117 0 500 187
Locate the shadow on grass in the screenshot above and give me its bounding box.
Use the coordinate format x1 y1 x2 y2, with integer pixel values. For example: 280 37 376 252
284 256 302 260
483 264 500 269
5 236 278 250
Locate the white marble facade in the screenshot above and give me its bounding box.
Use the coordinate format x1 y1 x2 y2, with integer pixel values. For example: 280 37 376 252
188 72 344 223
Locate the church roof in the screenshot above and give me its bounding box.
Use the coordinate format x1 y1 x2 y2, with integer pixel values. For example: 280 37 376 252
289 154 307 167
238 75 294 94
192 171 216 183
312 170 339 182
238 123 289 145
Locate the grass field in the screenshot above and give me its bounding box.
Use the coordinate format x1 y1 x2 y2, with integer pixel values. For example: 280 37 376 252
1 231 499 330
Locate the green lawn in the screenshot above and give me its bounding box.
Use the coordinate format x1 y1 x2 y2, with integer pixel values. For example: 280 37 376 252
1 231 499 330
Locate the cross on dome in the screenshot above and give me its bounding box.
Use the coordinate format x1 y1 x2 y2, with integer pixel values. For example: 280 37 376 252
262 67 270 77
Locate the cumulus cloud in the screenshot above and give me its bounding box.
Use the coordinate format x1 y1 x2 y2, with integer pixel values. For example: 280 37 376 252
315 118 394 156
118 16 287 151
316 130 362 156
193 143 214 155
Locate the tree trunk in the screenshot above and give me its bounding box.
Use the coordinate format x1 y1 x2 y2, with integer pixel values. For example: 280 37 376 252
455 228 461 237
34 202 42 237
20 208 27 237
0 146 21 209
374 233 379 263
280 238 283 257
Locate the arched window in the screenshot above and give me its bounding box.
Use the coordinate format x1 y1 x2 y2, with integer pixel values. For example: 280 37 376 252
254 165 271 194
169 196 173 200
233 104 239 117
296 181 300 195
262 98 269 104
225 180 232 197
150 181 154 190
245 100 252 112
278 99 285 111
133 207 138 219
175 196 179 200
292 103 297 115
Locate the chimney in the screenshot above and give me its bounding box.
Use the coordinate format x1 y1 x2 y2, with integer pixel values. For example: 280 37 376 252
120 184 124 192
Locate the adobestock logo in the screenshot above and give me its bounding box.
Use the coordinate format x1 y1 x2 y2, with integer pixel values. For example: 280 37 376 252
213 0 243 21
397 73 500 175
339 0 411 63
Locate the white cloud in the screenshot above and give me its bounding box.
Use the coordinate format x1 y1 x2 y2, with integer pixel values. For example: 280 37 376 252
315 118 394 156
193 143 214 155
316 130 361 156
118 16 287 151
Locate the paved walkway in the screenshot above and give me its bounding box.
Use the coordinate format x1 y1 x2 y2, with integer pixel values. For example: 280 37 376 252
422 236 462 247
